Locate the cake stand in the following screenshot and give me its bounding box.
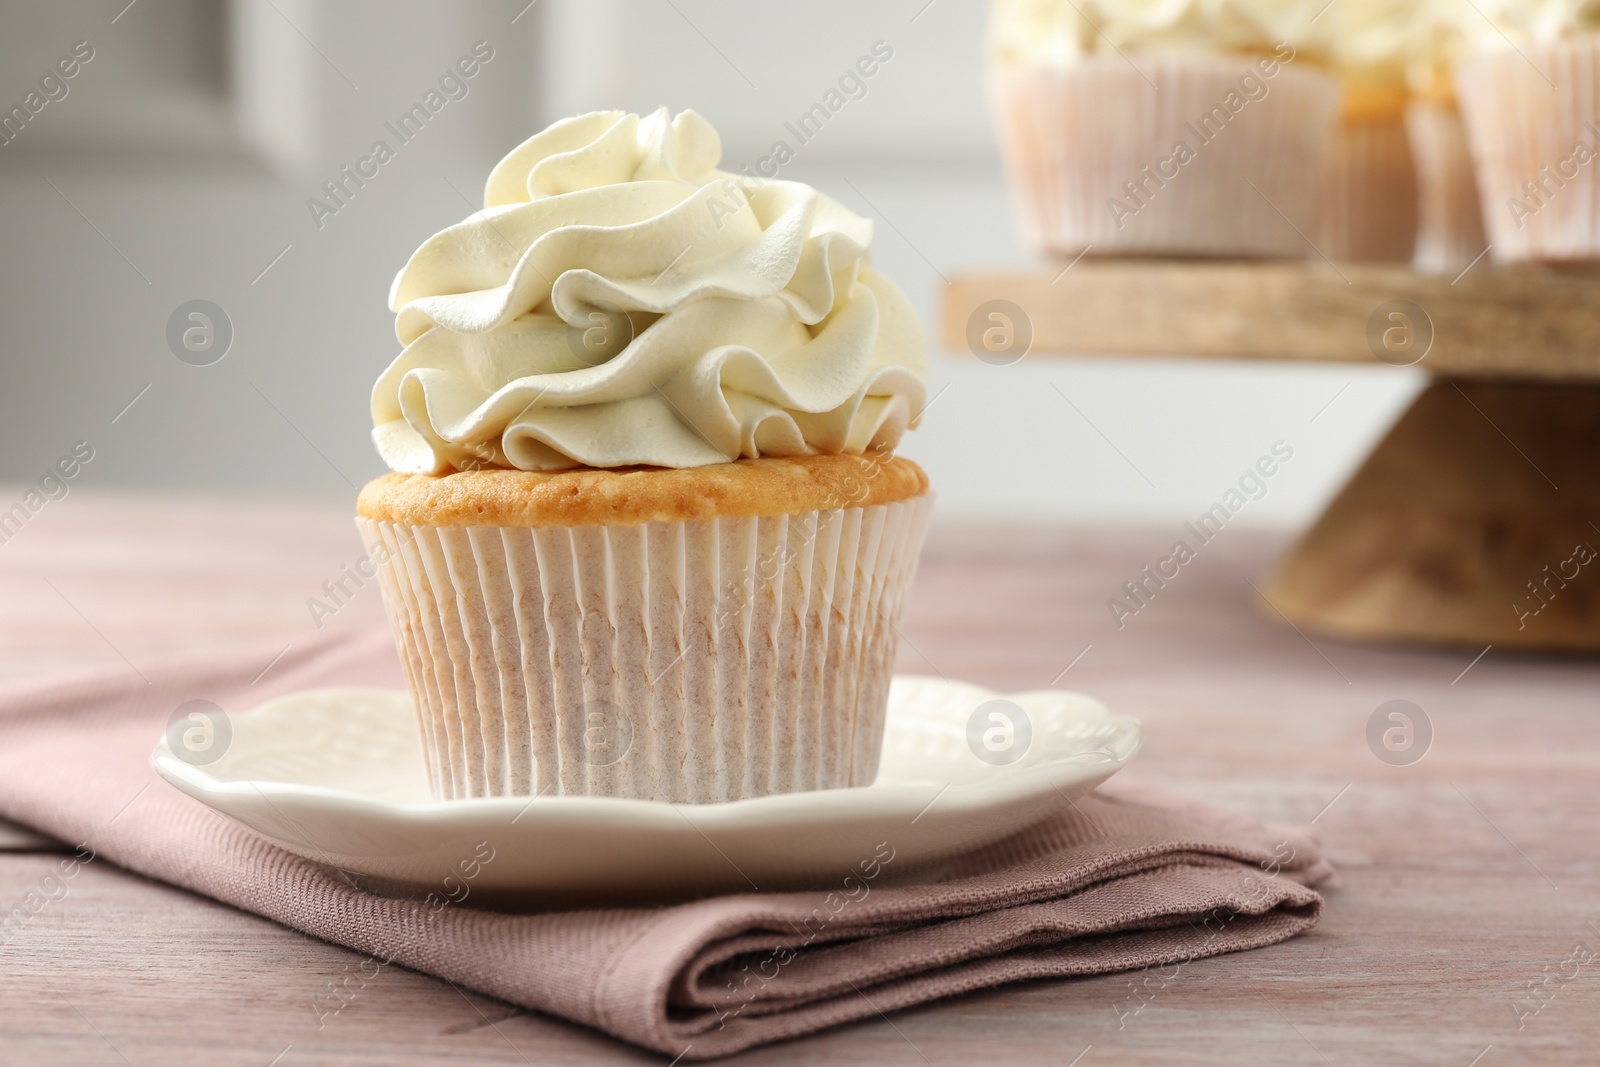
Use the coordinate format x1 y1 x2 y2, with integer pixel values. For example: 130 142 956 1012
943 261 1600 652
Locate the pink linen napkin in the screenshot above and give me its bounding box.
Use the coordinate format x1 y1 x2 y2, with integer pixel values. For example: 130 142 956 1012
0 627 1330 1059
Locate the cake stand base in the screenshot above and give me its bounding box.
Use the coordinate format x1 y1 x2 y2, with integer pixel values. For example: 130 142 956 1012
1264 379 1600 652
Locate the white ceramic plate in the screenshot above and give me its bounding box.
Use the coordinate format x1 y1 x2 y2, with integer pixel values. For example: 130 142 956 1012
151 678 1141 905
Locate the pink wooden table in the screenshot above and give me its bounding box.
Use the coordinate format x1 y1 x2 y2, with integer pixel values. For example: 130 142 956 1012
1 490 1597 1065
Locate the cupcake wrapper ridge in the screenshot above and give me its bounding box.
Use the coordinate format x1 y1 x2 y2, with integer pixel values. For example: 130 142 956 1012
356 495 932 804
1406 99 1488 272
1315 113 1419 263
1458 38 1600 263
989 56 1340 257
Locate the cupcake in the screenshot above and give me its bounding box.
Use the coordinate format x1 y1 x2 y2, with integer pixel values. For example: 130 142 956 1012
357 109 932 804
1404 3 1488 272
1310 0 1420 262
986 0 1340 257
1455 1 1600 261
1405 95 1487 270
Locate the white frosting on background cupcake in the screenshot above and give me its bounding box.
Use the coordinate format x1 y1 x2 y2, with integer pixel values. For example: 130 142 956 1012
986 0 1319 65
1462 0 1600 47
373 109 927 475
1313 0 1416 88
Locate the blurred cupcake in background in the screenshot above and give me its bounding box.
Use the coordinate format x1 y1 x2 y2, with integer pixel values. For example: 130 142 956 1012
986 0 1340 257
1310 0 1419 262
1403 0 1488 272
1455 0 1600 261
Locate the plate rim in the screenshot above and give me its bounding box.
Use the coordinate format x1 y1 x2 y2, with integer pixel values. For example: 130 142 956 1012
150 679 1143 830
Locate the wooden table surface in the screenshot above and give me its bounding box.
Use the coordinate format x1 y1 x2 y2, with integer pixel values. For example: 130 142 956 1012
2 490 1597 1066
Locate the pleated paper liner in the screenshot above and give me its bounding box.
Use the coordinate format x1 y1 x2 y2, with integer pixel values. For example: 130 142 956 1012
357 494 933 804
1458 36 1600 263
1406 99 1488 272
1315 111 1419 262
988 55 1339 257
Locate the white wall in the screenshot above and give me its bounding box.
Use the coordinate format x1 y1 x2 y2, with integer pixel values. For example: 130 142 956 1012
0 0 1419 523
538 0 998 167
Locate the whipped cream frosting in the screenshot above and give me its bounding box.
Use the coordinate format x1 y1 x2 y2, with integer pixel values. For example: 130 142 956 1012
1313 0 1415 86
987 0 1316 66
1462 0 1600 47
373 109 927 474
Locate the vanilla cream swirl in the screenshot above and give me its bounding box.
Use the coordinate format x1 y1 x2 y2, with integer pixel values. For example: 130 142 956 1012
1314 0 1416 83
987 0 1318 66
372 109 927 474
1462 0 1600 46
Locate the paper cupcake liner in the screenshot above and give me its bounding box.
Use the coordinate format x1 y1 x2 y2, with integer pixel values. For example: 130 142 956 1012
1314 112 1418 262
988 56 1340 257
1406 99 1488 272
356 495 933 804
1457 37 1600 262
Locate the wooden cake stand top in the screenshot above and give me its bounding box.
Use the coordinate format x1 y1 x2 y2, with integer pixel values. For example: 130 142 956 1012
940 260 1600 653
942 261 1600 382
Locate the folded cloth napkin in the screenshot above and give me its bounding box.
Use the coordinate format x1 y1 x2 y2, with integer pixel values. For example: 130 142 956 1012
0 628 1331 1059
